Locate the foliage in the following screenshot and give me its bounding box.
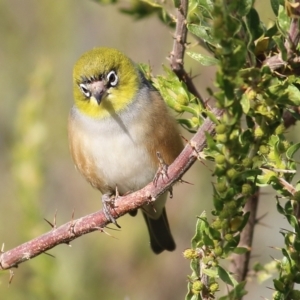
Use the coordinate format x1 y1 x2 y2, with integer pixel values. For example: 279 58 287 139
99 0 300 299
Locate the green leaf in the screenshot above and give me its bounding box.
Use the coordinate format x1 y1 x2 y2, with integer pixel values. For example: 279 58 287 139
245 8 264 41
286 143 300 160
186 51 219 66
233 247 249 254
187 24 216 45
240 93 250 114
237 0 253 16
277 199 285 215
284 200 293 215
202 231 215 247
271 0 280 15
286 214 300 235
205 109 220 124
202 268 219 277
218 265 238 286
277 5 290 36
224 234 241 253
218 281 247 300
237 212 250 232
197 0 214 16
142 0 162 8
205 132 219 151
209 226 221 240
287 84 300 106
173 0 180 8
273 36 287 61
185 293 200 300
281 252 292 273
213 193 224 211
273 279 285 293
191 211 207 248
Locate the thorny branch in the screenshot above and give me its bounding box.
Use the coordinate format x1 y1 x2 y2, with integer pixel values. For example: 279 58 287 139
263 0 300 71
170 2 213 299
0 108 222 271
169 0 204 105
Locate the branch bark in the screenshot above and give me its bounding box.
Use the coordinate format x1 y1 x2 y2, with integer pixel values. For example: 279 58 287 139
263 0 300 71
169 0 204 104
229 193 259 283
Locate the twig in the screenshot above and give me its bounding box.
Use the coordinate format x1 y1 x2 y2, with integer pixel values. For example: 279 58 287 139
230 193 259 283
263 0 300 70
169 0 204 105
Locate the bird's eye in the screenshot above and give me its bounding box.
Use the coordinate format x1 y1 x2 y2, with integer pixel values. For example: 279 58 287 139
107 71 118 87
79 83 91 98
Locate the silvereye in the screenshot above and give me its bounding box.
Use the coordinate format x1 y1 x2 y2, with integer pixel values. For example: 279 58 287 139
68 47 183 254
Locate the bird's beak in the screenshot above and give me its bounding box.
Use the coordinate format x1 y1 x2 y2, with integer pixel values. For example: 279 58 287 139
90 81 106 105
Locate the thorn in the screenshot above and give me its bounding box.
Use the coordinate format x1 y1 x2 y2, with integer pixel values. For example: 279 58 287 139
94 227 119 239
44 210 58 229
179 178 194 185
279 228 295 234
188 140 202 159
44 218 55 228
93 226 104 233
68 209 77 236
8 270 14 285
255 212 268 224
180 134 189 143
53 209 58 228
150 202 157 214
176 35 182 43
169 187 173 199
43 252 55 258
104 226 121 231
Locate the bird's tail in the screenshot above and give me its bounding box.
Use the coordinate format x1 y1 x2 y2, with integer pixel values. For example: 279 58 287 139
142 208 176 254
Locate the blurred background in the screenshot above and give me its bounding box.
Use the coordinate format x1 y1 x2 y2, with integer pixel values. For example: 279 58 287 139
0 1 299 299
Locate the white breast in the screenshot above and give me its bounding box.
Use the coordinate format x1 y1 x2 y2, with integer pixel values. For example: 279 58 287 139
71 105 155 195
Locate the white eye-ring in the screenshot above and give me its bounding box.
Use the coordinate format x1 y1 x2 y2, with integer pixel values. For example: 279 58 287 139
79 83 91 98
107 71 118 87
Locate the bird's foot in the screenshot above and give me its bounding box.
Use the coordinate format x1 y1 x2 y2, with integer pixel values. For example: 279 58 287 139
102 188 121 228
153 151 169 186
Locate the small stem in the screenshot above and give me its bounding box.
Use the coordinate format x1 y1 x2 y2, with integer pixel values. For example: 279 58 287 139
170 0 204 105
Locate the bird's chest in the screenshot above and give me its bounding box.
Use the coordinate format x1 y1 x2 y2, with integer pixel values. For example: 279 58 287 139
74 113 156 194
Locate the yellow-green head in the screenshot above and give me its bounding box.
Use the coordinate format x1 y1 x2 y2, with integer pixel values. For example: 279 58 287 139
73 47 140 118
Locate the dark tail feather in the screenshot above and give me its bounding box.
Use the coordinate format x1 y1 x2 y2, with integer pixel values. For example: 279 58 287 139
142 208 176 254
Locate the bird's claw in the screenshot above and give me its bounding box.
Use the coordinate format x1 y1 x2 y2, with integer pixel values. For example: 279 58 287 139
153 151 169 186
102 190 121 228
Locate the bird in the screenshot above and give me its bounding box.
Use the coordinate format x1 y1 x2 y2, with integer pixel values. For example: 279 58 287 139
68 47 183 254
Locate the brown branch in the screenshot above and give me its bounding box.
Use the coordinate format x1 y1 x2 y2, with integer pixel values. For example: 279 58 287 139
263 0 300 70
0 108 223 271
169 0 204 104
229 193 259 283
